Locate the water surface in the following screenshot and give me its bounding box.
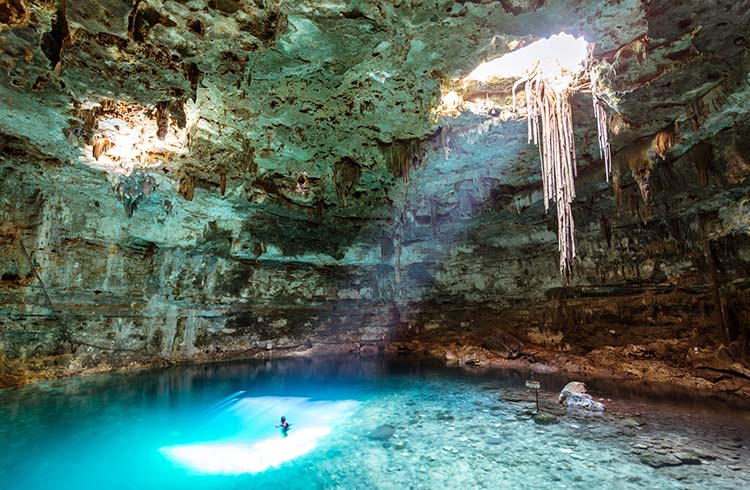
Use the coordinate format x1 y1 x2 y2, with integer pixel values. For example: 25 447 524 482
1 356 748 489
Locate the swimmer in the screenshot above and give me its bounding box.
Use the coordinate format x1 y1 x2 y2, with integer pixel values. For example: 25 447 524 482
275 416 292 436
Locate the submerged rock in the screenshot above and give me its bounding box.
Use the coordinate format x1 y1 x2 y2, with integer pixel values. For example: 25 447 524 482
621 418 643 428
436 412 455 421
639 452 683 468
500 391 533 403
370 424 396 440
558 382 605 412
532 413 560 425
674 452 702 465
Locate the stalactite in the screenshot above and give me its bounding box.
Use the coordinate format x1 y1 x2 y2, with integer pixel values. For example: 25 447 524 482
252 242 266 258
631 163 652 204
611 124 676 206
178 172 194 201
260 130 273 157
114 170 157 217
687 141 713 186
686 83 728 131
219 171 227 196
142 242 157 260
91 136 112 160
40 0 71 74
155 101 170 140
437 125 451 160
654 124 676 160
240 138 257 181
381 139 423 183
333 157 361 202
167 99 187 129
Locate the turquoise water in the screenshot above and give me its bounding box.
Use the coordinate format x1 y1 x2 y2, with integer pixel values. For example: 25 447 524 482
1 357 748 489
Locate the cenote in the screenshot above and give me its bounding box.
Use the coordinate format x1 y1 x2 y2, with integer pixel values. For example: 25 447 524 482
2 1 750 489
1 357 749 489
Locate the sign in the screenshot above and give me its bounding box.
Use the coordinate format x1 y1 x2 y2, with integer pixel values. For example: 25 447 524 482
526 379 541 412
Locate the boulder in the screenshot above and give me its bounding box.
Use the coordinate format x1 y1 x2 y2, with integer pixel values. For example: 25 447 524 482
445 350 458 363
558 381 605 412
455 346 488 365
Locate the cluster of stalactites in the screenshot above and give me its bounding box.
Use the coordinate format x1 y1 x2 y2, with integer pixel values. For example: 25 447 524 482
515 70 578 276
113 170 157 217
381 139 424 183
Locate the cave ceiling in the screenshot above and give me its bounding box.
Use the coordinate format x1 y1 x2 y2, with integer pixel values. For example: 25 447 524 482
0 0 749 264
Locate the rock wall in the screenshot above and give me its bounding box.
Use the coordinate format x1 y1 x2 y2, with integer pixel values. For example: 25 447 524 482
0 1 749 395
2 117 749 396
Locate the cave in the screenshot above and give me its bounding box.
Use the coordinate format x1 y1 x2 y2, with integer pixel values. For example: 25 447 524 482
1 1 749 488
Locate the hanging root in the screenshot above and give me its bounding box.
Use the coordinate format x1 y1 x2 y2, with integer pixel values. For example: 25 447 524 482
512 61 614 276
589 69 613 181
592 94 612 181
520 71 578 276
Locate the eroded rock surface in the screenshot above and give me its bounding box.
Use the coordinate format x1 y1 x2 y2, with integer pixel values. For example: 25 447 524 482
0 1 749 394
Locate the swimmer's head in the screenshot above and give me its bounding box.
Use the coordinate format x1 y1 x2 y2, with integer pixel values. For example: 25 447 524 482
281 416 286 423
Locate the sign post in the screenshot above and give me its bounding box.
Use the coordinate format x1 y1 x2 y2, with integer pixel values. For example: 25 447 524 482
525 378 541 413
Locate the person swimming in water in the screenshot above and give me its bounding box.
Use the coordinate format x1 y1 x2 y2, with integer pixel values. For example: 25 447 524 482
275 416 292 436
